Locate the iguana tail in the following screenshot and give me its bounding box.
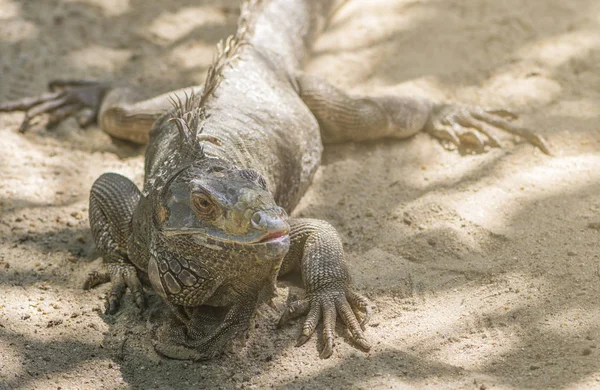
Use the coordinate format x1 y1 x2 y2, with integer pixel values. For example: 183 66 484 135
241 0 349 68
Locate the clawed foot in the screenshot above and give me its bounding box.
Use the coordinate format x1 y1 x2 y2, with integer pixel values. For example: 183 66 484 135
278 288 372 359
428 103 551 155
153 305 251 361
153 321 212 361
153 320 226 361
0 80 108 132
83 264 146 315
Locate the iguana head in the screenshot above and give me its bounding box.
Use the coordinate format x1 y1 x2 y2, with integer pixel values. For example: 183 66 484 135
157 157 290 255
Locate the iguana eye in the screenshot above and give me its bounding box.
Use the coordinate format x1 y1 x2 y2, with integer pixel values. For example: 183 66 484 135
191 192 217 218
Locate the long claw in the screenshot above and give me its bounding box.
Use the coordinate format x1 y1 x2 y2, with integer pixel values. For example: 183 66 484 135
106 288 124 315
347 291 372 328
471 110 551 155
297 303 320 344
320 339 334 359
431 103 550 154
465 116 503 148
296 334 311 347
353 335 371 352
47 103 82 128
127 279 146 312
1 79 106 133
83 271 110 290
25 95 71 118
17 94 72 133
428 125 461 147
485 108 518 120
338 299 370 351
18 117 32 134
278 298 310 328
101 263 145 315
457 128 486 150
0 91 65 112
531 134 552 155
77 108 97 128
320 301 336 358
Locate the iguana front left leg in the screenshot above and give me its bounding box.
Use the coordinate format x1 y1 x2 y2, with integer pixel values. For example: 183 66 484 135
278 219 371 358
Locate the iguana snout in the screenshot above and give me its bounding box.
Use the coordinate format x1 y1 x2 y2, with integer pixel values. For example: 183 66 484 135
251 207 289 242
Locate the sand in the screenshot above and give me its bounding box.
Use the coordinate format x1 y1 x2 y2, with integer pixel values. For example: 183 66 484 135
1 0 600 389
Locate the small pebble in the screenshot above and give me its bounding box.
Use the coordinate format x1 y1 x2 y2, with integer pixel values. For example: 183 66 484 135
47 319 63 327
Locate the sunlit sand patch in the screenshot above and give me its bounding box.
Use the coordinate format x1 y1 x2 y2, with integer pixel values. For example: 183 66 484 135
358 375 511 390
539 307 600 337
65 0 130 17
551 98 600 119
430 328 518 371
518 31 600 68
0 0 19 19
319 0 437 50
68 45 132 72
24 358 125 390
567 375 600 390
1 132 60 202
477 30 600 106
1 131 86 205
308 0 437 87
450 154 600 231
0 19 37 43
145 6 228 45
169 41 216 70
371 274 546 370
486 75 562 107
260 350 356 389
0 284 108 344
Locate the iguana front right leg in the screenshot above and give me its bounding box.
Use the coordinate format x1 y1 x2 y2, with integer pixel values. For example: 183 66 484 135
88 172 145 314
296 73 551 154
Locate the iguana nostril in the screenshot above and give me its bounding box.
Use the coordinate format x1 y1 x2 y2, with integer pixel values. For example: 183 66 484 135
251 211 268 230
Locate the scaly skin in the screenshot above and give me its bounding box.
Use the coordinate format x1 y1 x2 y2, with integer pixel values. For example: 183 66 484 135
0 0 550 360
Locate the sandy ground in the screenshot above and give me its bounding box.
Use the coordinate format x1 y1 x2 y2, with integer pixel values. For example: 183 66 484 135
1 0 600 389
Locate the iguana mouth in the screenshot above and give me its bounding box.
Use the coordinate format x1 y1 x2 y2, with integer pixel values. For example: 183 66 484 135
162 227 289 246
257 230 289 243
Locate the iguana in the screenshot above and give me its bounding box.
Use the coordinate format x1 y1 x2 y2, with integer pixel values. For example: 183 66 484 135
0 0 550 360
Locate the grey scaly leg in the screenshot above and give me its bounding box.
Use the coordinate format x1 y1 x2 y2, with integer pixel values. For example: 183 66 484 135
88 173 145 314
296 73 550 154
278 219 371 359
154 296 259 361
0 79 202 144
